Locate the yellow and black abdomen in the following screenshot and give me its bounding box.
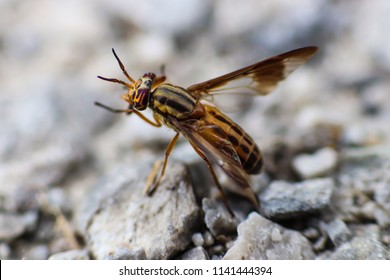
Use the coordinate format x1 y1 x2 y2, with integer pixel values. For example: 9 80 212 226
204 106 263 174
151 84 197 120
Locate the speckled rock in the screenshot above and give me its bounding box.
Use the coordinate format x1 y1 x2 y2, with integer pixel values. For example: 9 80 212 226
86 161 200 260
223 212 315 260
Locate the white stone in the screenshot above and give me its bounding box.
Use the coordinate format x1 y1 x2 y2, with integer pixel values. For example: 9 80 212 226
293 147 338 179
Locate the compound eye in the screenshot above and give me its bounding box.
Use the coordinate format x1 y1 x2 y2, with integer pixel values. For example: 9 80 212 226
144 79 152 87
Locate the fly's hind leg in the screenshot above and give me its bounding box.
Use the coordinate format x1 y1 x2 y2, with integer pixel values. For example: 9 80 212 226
145 132 180 195
190 145 235 217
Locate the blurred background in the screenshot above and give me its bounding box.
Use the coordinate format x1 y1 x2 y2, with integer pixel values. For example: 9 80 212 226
0 0 389 259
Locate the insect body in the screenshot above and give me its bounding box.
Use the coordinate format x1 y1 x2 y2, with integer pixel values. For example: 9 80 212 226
96 47 318 213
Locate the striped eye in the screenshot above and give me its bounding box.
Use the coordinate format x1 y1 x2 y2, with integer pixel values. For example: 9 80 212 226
133 88 149 110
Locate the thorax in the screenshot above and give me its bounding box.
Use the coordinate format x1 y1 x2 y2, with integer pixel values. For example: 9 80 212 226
150 84 199 120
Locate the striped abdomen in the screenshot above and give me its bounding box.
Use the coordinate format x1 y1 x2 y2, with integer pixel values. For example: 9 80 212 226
151 84 197 120
204 106 263 174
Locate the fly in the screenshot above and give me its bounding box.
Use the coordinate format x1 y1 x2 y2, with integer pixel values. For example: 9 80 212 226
95 47 318 214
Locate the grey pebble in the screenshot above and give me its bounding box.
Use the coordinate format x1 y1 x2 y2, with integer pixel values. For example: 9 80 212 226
49 249 90 260
302 227 320 240
292 147 338 179
86 161 200 260
223 212 315 260
191 233 204 247
259 178 334 219
202 231 214 247
202 198 239 237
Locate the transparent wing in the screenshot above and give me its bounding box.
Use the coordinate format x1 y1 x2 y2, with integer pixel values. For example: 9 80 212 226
171 117 259 208
188 47 318 100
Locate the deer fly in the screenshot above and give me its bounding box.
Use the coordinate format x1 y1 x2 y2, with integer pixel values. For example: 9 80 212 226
95 46 318 214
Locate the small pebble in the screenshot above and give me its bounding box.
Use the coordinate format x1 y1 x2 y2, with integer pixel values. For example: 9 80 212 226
293 147 338 179
202 231 215 247
191 233 204 247
302 227 320 240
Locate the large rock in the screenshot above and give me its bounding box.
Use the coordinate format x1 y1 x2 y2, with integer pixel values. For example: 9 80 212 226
223 212 314 260
85 161 200 259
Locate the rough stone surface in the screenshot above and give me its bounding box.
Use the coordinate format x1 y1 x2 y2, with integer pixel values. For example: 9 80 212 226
293 147 338 179
259 178 334 219
86 162 200 260
223 213 315 260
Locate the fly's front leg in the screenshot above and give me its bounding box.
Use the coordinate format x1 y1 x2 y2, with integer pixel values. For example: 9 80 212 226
145 132 180 195
133 110 162 127
95 101 162 127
